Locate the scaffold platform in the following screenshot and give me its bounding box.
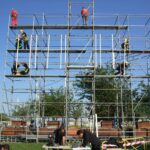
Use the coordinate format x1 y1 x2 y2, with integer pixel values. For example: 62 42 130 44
7 49 150 54
5 75 150 78
7 49 86 53
10 25 128 30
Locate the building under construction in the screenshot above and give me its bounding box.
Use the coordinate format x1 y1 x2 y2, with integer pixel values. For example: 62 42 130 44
1 0 150 143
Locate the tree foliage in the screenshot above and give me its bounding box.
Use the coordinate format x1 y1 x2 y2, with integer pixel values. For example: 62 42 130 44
68 100 83 126
40 87 66 117
12 100 36 117
133 81 150 118
74 65 132 118
12 87 83 121
0 113 10 121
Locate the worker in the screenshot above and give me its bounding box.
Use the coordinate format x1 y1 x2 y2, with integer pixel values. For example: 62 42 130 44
121 38 129 52
53 123 66 149
20 29 29 49
11 62 29 75
77 129 101 150
115 61 129 75
15 37 22 50
11 8 18 26
81 7 88 25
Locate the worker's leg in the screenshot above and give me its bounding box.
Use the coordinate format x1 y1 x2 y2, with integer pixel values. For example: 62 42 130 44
15 42 18 50
85 16 88 25
121 69 124 75
26 41 30 49
121 43 124 49
82 16 84 25
24 41 29 49
24 41 26 49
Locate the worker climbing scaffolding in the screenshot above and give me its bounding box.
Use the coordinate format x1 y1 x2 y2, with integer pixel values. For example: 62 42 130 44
20 29 30 49
115 61 129 75
121 38 129 52
11 62 29 75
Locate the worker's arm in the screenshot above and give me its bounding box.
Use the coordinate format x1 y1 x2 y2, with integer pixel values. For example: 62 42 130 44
62 136 66 145
82 134 88 147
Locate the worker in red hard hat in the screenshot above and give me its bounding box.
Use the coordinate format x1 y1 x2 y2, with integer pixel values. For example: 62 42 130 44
81 7 88 25
11 8 18 26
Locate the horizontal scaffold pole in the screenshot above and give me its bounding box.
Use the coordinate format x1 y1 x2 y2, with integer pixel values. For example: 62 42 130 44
5 75 150 78
7 49 150 54
7 49 86 53
10 25 128 30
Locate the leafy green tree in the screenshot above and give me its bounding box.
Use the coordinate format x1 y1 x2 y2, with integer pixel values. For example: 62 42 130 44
12 101 35 117
12 87 66 117
41 87 83 122
68 100 83 126
12 87 81 119
40 87 66 117
74 65 132 118
133 81 150 118
0 113 10 121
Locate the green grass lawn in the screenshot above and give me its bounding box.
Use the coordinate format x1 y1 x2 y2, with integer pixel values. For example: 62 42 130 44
8 143 44 150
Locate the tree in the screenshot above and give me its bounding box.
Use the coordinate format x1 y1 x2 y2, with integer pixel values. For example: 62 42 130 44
12 101 35 117
0 113 10 121
133 81 150 118
12 87 66 117
68 100 83 126
41 87 83 123
40 87 66 117
74 65 131 118
12 87 84 124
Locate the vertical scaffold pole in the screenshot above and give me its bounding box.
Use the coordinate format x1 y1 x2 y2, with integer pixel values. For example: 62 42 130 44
46 34 50 69
91 0 96 134
95 114 98 137
42 13 45 38
89 117 92 132
95 34 97 68
99 34 102 68
29 35 33 68
64 35 67 98
32 15 35 35
123 48 126 75
112 34 115 69
65 35 67 65
15 34 20 67
60 34 63 69
34 35 38 69
65 0 71 137
121 79 125 137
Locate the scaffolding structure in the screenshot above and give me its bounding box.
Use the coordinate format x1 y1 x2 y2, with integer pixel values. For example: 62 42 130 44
2 0 150 142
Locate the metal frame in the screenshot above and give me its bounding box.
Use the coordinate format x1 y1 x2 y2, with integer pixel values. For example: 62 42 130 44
2 0 150 142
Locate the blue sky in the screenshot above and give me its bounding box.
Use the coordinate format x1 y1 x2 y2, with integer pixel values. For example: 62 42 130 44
0 0 150 113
